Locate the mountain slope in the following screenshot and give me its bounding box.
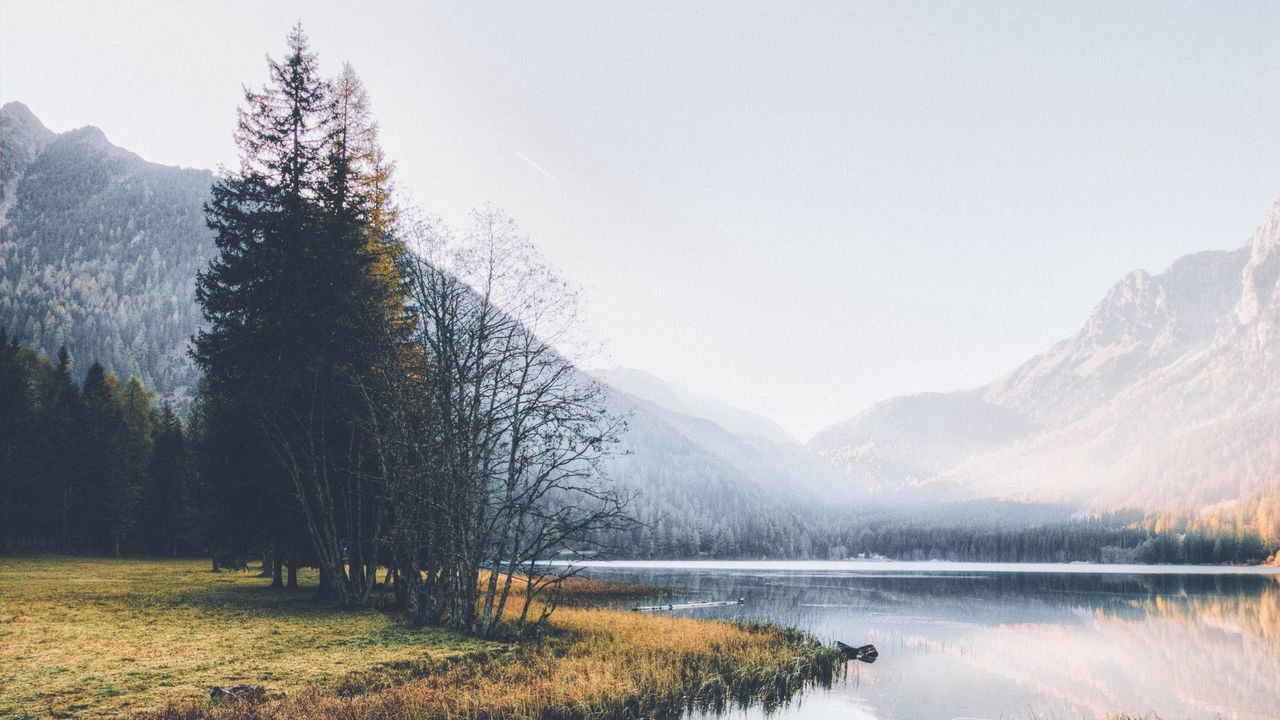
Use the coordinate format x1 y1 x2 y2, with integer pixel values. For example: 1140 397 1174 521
1 102 55 219
813 197 1280 520
595 367 795 443
0 104 837 558
0 102 215 402
602 389 817 557
597 368 851 501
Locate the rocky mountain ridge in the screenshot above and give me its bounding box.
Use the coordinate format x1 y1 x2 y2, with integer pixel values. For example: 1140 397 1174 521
813 197 1280 516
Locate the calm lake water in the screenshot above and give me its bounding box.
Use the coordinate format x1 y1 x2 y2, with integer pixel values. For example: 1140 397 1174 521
575 560 1280 720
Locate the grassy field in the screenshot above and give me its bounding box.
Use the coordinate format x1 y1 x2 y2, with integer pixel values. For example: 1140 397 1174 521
0 556 840 719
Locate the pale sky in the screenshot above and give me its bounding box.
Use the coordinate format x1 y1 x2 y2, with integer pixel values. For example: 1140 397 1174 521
4 1 1280 440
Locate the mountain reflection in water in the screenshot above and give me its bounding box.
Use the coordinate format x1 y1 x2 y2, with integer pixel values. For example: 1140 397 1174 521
578 562 1280 720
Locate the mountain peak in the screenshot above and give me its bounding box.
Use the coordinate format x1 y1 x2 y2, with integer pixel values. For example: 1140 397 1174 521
63 124 110 144
1235 197 1280 326
1 101 56 209
2 101 51 134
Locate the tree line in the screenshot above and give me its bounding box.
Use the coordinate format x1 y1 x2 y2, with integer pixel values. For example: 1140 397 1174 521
0 335 192 556
599 506 1276 565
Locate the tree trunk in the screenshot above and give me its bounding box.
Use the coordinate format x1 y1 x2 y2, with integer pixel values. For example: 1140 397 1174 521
60 485 72 551
272 553 284 588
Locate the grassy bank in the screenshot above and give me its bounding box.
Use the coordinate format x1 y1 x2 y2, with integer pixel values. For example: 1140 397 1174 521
0 556 841 719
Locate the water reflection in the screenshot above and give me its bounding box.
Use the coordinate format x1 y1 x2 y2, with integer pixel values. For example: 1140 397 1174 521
580 564 1280 720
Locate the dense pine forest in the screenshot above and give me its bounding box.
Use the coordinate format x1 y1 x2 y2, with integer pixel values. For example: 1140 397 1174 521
0 335 191 555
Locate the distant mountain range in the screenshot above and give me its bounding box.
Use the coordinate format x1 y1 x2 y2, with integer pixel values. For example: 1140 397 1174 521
812 199 1280 518
8 99 1280 536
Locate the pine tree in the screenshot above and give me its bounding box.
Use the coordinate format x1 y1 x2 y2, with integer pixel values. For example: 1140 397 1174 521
140 404 190 556
111 376 155 556
193 27 408 604
41 347 89 550
0 330 33 549
82 362 124 553
193 25 330 574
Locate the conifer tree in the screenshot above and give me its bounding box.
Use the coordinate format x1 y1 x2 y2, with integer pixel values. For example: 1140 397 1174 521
140 404 190 556
193 25 329 574
82 362 123 550
0 330 33 549
194 27 409 604
40 347 89 550
111 376 155 555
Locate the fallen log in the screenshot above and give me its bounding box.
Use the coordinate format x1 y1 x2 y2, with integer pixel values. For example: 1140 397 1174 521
836 641 879 663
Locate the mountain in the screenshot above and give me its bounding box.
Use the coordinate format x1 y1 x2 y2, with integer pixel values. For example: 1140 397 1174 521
0 103 840 558
596 368 854 557
812 197 1280 530
0 102 215 403
1 102 55 219
595 367 795 444
809 390 1031 495
600 370 850 499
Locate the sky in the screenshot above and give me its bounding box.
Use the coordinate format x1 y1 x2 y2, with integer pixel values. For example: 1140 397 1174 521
4 1 1280 440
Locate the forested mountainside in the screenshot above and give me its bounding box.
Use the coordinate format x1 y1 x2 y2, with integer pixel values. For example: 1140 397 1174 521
602 389 814 557
0 103 838 559
812 199 1280 541
598 372 859 558
0 102 214 405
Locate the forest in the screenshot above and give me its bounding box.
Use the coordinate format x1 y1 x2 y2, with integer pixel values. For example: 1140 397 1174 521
0 336 190 557
3 319 1270 573
0 114 214 402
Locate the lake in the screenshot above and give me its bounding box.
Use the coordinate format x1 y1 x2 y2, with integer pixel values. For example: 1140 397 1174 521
575 560 1280 720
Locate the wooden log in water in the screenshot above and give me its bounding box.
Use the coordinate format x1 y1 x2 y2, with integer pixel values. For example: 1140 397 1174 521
836 640 879 663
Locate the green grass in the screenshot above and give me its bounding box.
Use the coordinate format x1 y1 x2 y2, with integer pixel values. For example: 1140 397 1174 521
0 556 493 718
0 556 841 720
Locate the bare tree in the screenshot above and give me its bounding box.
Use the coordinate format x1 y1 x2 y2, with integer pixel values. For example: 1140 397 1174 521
392 208 630 636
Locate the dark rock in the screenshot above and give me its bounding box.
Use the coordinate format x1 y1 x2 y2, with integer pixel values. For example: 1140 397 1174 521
210 684 267 703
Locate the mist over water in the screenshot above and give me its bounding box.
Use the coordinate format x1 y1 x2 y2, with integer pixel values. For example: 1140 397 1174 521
579 561 1280 720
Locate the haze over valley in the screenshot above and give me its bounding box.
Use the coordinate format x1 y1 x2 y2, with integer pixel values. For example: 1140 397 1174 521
5 99 1280 554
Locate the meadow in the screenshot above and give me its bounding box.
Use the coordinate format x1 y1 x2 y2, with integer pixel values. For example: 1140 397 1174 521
0 556 841 719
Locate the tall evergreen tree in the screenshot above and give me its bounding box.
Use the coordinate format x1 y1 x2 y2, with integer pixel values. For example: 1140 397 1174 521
39 347 89 550
140 404 189 556
193 25 329 575
194 27 409 604
112 376 155 555
0 330 34 549
82 362 123 550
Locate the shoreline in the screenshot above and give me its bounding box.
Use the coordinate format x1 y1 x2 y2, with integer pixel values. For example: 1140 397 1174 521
562 558 1280 575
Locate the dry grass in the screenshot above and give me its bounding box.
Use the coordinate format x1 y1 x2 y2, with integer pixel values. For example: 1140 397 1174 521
0 556 840 720
544 573 671 606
